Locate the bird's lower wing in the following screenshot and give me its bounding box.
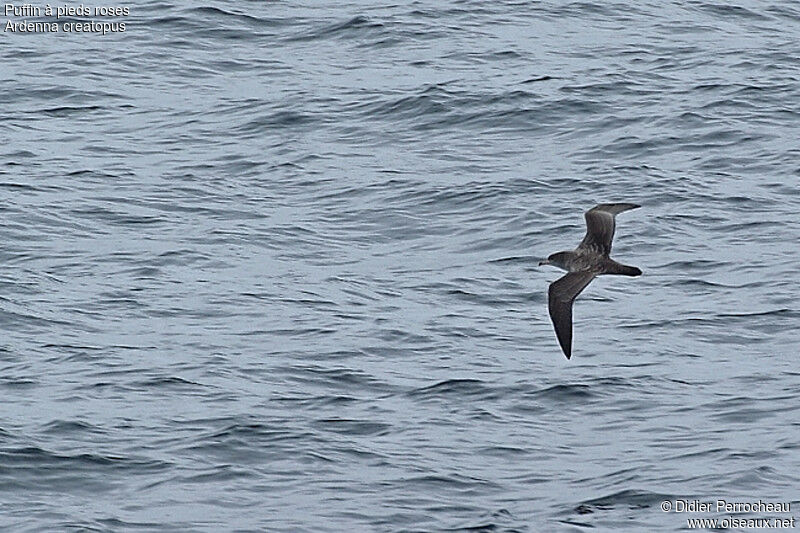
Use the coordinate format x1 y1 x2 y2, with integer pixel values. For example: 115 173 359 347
548 272 596 359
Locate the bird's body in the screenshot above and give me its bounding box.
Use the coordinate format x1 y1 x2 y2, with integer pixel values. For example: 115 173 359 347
539 203 642 359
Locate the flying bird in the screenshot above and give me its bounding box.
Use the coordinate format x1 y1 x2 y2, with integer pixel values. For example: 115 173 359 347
539 203 642 359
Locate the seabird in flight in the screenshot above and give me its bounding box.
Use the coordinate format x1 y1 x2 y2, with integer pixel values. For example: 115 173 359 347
539 203 642 359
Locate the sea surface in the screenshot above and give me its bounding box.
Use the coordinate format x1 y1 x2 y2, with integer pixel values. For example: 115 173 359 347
2 1 800 531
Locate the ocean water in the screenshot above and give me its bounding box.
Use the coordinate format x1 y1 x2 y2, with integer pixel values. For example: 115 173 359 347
2 1 800 531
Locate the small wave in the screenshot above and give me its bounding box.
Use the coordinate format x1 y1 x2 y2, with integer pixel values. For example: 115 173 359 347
185 6 288 28
654 259 730 270
287 15 385 42
408 378 492 399
522 75 556 83
39 105 104 117
0 181 44 191
0 446 170 476
489 255 539 265
236 111 316 135
148 15 203 30
133 376 203 389
716 308 795 319
314 418 391 436
281 365 394 393
696 3 772 21
573 489 675 513
665 278 767 289
397 473 501 492
530 383 596 402
39 420 104 434
621 309 794 330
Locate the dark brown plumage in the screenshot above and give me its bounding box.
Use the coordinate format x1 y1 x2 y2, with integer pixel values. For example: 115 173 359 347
539 203 642 359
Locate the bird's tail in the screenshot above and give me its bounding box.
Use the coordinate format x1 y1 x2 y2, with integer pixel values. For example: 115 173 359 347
604 260 642 276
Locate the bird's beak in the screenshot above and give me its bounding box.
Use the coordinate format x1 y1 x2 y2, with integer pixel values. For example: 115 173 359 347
539 259 549 266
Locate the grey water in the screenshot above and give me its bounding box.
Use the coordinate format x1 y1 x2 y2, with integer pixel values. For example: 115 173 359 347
2 1 800 531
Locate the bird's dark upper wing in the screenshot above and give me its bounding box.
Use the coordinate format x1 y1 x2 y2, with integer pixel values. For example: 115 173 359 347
578 203 640 256
548 271 595 359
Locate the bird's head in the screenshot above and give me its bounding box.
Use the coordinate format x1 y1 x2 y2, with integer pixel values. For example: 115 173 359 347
539 252 570 269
